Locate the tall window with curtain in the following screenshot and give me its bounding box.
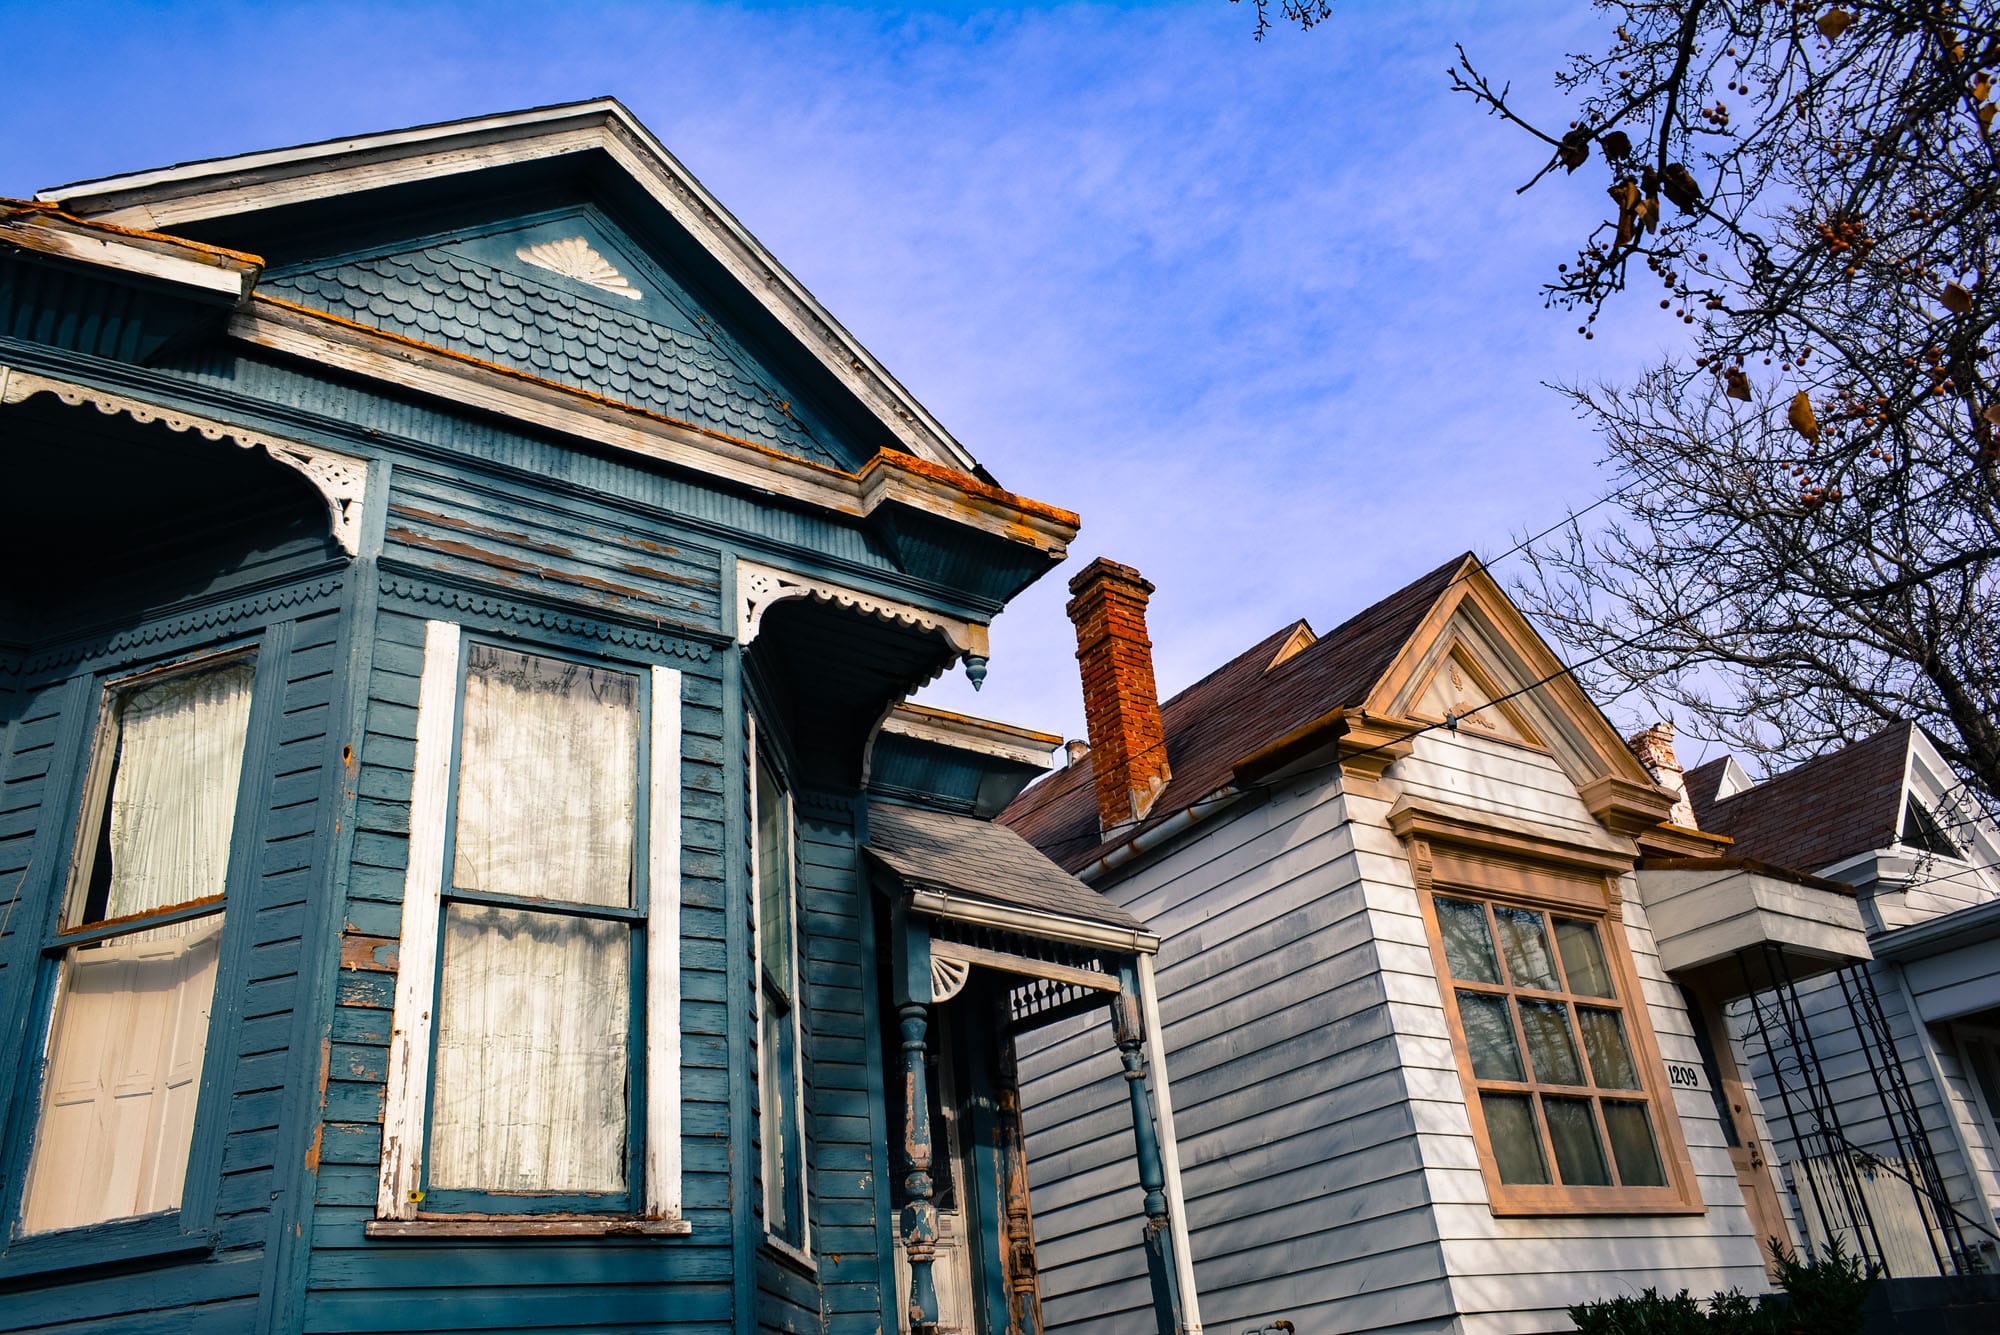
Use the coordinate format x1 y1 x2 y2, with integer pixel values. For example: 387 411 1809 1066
753 746 806 1251
426 642 644 1209
1423 872 1699 1214
18 653 256 1235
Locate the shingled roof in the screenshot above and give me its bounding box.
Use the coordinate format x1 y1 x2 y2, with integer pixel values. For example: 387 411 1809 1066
1001 553 1470 874
1687 723 1915 874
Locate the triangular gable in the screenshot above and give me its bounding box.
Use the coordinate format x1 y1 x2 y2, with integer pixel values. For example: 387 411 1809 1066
1361 557 1671 828
259 206 852 468
37 99 981 478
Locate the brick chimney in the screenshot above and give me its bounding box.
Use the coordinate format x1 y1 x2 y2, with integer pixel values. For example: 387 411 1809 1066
1066 558 1171 833
1627 721 1697 829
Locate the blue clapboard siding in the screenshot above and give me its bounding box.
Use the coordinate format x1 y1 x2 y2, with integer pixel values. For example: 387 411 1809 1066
381 465 722 632
301 602 738 1334
0 589 350 1335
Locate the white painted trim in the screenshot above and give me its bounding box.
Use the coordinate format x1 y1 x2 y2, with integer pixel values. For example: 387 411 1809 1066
377 619 461 1220
1138 953 1203 1335
735 558 991 659
646 665 684 1221
879 705 1057 771
1893 963 2000 1236
0 364 368 555
903 888 1159 954
42 99 981 472
0 216 252 298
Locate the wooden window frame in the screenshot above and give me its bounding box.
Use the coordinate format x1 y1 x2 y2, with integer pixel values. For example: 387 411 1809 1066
374 621 685 1231
0 644 272 1274
750 718 811 1260
1410 833 1705 1216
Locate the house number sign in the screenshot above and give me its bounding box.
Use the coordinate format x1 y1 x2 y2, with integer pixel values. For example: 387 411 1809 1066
1663 1061 1712 1095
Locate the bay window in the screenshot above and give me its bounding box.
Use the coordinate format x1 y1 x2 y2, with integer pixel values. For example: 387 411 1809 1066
16 653 256 1236
375 622 682 1228
1421 859 1700 1214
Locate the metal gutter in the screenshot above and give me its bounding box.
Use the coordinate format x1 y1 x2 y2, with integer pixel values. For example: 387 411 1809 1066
1076 785 1249 885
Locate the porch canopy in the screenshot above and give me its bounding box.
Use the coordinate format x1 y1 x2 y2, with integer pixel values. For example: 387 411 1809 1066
865 799 1199 1335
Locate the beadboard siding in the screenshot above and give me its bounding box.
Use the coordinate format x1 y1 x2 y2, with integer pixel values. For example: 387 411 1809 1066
301 605 736 1335
1736 961 1989 1265
1368 733 1770 1329
0 595 347 1334
1020 767 1456 1335
381 467 723 635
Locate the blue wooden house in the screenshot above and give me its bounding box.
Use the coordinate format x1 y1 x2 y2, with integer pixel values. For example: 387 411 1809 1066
0 101 1199 1335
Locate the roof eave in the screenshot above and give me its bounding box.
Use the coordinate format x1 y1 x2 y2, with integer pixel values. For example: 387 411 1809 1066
36 98 985 477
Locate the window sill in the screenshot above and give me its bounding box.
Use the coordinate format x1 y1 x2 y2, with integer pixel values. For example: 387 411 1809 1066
0 1213 212 1280
761 1233 817 1276
365 1214 691 1239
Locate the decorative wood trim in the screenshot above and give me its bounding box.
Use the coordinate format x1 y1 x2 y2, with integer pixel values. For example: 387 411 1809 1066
515 237 641 300
377 572 716 661
929 941 1119 994
0 365 367 555
226 300 1076 556
645 665 683 1222
0 206 258 299
735 558 990 659
1411 849 1706 1217
377 619 461 1222
1635 823 1735 860
1388 798 1638 877
1232 707 1418 786
1579 775 1680 836
929 954 972 1002
902 887 1159 955
17 576 344 678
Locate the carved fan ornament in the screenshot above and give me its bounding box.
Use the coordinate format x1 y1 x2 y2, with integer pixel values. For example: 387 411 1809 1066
930 955 971 1003
515 237 643 300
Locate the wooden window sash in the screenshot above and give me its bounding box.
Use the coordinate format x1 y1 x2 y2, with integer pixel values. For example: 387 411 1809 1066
1415 838 1704 1216
749 723 810 1255
377 623 683 1226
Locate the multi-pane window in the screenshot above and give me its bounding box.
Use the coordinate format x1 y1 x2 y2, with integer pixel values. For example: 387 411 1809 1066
19 655 256 1235
753 748 806 1250
1432 890 1684 1208
377 623 683 1225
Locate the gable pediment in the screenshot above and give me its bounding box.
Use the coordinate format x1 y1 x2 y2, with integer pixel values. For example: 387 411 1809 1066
261 208 855 469
1362 558 1673 827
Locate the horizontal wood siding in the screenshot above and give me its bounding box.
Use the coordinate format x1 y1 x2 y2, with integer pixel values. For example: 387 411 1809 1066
0 590 349 1334
1375 733 1773 1333
1018 768 1457 1335
1735 959 1993 1269
301 604 736 1334
381 467 722 634
790 803 884 1335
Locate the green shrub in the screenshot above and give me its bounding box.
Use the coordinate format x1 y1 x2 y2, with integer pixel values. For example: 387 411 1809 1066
1566 1239 1878 1335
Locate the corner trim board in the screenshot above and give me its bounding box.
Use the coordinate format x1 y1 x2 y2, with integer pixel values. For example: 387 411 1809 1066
0 364 368 555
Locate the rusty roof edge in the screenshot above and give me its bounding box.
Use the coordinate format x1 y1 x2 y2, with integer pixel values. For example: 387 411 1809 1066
0 202 262 300
230 296 1075 557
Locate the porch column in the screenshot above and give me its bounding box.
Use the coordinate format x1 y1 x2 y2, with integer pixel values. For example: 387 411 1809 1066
1113 964 1184 1335
892 907 940 1331
996 1025 1045 1335
1138 953 1202 1335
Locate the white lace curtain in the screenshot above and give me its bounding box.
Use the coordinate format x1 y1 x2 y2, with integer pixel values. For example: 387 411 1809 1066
99 663 256 919
430 645 639 1193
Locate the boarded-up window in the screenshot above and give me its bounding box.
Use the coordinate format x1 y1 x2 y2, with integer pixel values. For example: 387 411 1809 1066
20 657 254 1234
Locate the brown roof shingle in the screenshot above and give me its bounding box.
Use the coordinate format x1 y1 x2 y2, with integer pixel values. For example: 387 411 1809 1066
1688 723 1914 874
1001 553 1470 873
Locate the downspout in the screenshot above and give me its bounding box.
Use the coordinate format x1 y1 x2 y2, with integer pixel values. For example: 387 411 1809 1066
1138 953 1203 1335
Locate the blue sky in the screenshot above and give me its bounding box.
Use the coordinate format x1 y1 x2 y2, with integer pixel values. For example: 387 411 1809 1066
0 1 1684 745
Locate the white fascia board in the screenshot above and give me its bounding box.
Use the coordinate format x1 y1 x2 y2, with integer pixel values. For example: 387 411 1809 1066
42 99 980 475
880 706 1058 771
0 217 251 299
906 886 1159 955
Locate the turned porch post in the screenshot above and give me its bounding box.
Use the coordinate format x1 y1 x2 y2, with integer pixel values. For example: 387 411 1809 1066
1112 963 1182 1335
892 906 940 1332
996 1022 1045 1335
